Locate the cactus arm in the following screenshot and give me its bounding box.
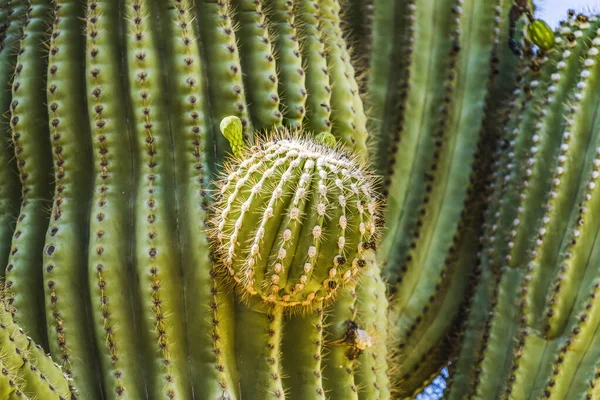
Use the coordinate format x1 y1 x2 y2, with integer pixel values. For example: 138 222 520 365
125 0 192 397
41 0 103 397
195 0 253 162
235 304 285 400
85 1 148 398
296 0 331 134
470 57 548 400
544 270 600 398
5 0 53 346
322 286 359 399
526 24 600 336
445 265 496 399
267 0 306 129
320 0 368 156
0 301 73 399
355 252 390 400
470 267 522 399
0 0 26 275
376 0 458 284
505 22 586 272
231 0 282 131
281 303 325 399
156 1 240 398
506 24 600 399
393 204 478 393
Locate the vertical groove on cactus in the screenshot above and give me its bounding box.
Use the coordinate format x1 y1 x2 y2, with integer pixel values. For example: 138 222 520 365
447 13 600 399
125 0 191 397
323 286 359 399
43 0 101 397
340 0 374 97
267 0 306 130
376 0 459 286
235 304 285 399
85 0 147 398
296 0 331 135
158 0 239 397
281 302 325 399
366 0 413 180
5 0 53 347
354 251 390 400
320 0 368 156
365 0 524 395
0 297 74 399
196 0 253 162
0 1 393 399
231 0 283 131
445 26 530 399
0 0 25 276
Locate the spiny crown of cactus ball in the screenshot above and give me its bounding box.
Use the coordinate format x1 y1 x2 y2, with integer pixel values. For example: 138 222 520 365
210 117 382 308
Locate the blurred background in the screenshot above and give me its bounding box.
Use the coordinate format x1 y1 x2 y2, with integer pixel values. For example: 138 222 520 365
539 0 596 26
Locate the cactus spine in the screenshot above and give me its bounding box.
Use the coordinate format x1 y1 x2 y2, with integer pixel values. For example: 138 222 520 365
446 13 600 399
364 0 524 395
0 0 391 399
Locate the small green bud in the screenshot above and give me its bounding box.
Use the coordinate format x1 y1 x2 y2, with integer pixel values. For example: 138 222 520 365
315 132 337 147
527 19 555 51
220 115 246 158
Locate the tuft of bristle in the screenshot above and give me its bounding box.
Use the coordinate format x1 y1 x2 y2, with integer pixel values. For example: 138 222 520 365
209 129 382 309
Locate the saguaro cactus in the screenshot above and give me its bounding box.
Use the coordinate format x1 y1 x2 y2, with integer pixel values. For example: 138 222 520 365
0 0 389 399
446 12 600 399
364 0 525 396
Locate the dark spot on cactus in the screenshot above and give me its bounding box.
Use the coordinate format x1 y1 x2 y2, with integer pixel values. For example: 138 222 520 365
46 245 56 256
328 281 337 290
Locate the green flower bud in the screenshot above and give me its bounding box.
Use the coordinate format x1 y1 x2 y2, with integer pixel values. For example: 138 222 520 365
527 19 555 51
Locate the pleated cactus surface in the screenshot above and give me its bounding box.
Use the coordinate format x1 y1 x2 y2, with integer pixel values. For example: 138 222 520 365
0 0 388 399
363 0 525 396
446 12 600 400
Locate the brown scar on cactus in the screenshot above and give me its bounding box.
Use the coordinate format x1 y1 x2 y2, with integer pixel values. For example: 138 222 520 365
209 116 383 310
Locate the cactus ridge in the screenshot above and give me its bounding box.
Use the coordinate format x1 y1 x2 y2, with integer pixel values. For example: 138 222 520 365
0 295 74 399
4 0 53 348
0 0 25 278
446 12 600 400
43 0 102 397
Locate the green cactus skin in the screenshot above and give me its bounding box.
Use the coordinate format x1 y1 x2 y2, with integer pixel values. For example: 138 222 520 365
126 0 192 397
157 0 239 397
0 1 26 276
323 285 359 399
365 0 523 395
446 13 600 399
354 251 390 400
43 0 102 397
296 0 332 135
0 297 74 399
196 0 253 162
267 0 306 129
232 0 282 131
0 1 395 399
5 0 53 347
281 302 326 399
85 1 147 398
320 0 368 156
